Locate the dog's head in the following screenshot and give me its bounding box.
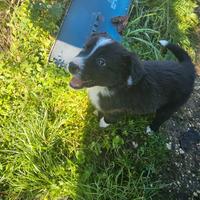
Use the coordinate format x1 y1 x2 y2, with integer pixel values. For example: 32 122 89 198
68 33 145 89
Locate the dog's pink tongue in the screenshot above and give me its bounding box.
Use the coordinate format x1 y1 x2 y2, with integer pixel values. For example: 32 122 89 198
70 77 84 89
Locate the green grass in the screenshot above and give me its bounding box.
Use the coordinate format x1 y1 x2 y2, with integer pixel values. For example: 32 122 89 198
0 0 199 199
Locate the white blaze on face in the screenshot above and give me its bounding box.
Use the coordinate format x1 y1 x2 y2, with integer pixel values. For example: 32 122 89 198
69 37 114 70
86 37 114 58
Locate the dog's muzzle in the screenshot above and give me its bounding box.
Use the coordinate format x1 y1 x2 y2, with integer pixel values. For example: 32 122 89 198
68 62 84 89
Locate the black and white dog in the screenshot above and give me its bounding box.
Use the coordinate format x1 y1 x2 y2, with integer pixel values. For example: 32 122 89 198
68 33 195 133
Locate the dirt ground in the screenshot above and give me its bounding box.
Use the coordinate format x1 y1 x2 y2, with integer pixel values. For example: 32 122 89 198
161 76 200 200
160 5 200 199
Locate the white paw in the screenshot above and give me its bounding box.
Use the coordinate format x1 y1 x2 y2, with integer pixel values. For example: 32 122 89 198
146 126 154 135
159 40 169 47
93 110 99 116
99 117 110 128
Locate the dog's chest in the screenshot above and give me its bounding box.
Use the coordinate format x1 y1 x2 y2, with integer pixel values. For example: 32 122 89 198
87 86 111 111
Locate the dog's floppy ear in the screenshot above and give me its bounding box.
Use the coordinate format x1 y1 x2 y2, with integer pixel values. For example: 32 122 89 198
125 53 146 85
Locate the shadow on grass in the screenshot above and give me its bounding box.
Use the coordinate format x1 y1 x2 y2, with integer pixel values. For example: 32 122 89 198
74 105 168 200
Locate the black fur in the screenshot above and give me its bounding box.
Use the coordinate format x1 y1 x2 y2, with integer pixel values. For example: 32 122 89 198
68 34 195 132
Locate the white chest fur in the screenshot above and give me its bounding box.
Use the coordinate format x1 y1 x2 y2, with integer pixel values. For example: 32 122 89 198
87 86 112 111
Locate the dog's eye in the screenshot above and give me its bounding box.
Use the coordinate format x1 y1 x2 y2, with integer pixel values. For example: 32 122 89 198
96 58 106 67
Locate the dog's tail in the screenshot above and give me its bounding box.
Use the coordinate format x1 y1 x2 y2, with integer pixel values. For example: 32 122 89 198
159 40 192 63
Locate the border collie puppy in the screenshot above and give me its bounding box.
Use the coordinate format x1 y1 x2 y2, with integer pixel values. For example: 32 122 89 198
68 33 195 133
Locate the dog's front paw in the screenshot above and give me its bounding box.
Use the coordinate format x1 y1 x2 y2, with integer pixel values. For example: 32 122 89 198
99 117 110 128
145 126 154 135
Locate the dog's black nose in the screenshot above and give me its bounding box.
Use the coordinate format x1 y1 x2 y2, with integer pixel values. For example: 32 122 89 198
68 62 80 74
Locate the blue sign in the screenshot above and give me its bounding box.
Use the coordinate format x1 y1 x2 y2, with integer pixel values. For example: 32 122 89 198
49 0 132 66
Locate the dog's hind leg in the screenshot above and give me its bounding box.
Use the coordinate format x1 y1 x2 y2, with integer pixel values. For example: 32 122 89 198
150 103 182 132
